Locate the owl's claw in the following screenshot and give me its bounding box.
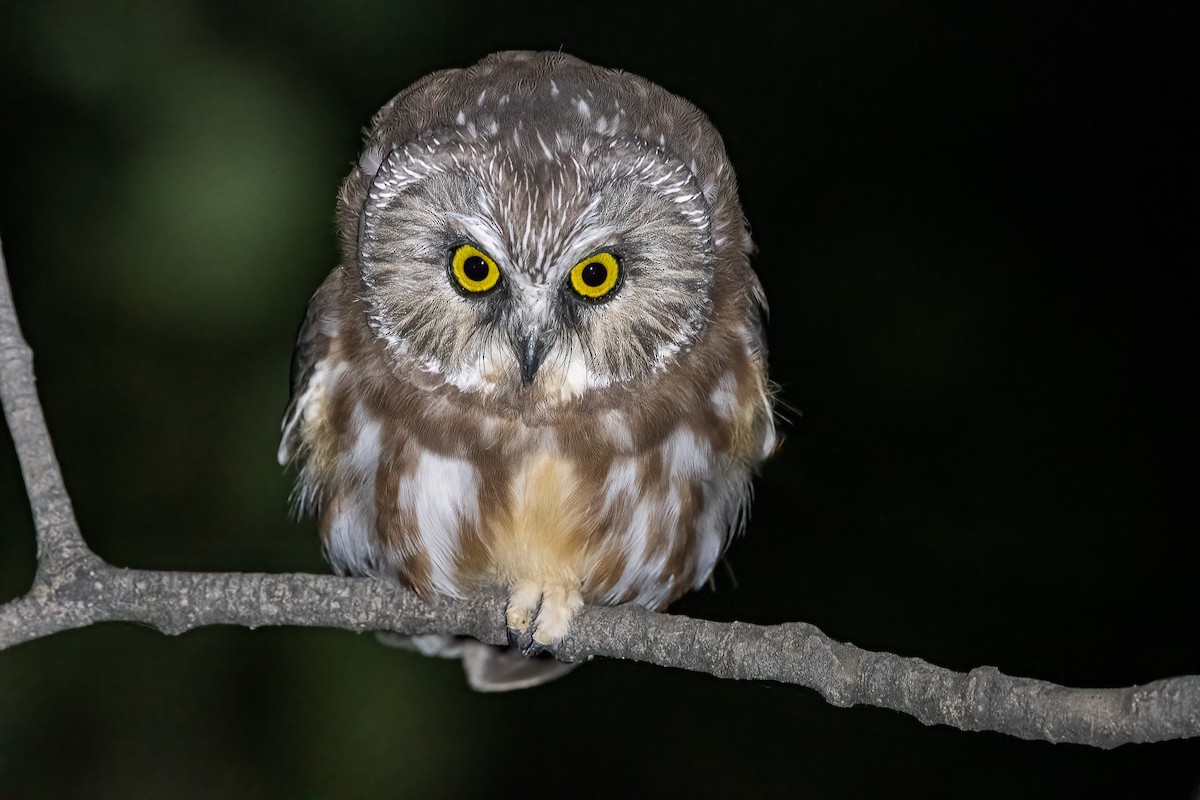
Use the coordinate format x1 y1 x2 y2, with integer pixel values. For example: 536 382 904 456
506 625 538 654
521 638 548 658
504 580 582 658
504 624 549 657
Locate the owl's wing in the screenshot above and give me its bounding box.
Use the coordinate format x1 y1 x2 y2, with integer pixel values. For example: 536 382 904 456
277 270 340 466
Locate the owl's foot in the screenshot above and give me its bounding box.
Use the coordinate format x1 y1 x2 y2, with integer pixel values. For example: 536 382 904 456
504 581 583 657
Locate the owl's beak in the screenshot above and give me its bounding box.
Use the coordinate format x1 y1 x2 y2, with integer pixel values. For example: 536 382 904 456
517 331 549 386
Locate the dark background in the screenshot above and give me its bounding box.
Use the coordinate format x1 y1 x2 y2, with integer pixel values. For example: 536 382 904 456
1 2 1196 797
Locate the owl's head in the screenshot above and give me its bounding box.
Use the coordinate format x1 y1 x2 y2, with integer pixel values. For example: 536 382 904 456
338 52 753 411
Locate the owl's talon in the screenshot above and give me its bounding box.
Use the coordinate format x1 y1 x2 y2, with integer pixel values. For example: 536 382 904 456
506 626 536 653
504 581 543 654
521 639 548 658
503 581 582 657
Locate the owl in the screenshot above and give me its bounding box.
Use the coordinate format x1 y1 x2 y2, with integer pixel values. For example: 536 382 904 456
279 51 777 691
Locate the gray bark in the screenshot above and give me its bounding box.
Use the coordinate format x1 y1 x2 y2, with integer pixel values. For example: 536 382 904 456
2 238 1197 749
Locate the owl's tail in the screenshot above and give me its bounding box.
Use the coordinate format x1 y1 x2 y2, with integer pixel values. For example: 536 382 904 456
375 632 578 692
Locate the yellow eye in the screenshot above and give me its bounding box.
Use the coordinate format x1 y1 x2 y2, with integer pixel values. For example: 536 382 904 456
569 252 620 300
450 244 501 294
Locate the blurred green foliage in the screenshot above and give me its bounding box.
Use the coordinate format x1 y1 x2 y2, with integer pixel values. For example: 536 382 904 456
1 2 1196 797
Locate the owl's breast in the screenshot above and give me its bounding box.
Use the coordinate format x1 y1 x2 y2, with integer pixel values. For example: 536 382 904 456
304 317 773 608
329 440 739 612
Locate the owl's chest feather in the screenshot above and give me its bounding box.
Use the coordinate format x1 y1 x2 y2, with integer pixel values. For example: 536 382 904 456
487 452 590 588
300 314 771 609
312 400 745 609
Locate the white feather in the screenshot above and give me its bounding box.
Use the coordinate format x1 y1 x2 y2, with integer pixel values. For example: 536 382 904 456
397 450 481 597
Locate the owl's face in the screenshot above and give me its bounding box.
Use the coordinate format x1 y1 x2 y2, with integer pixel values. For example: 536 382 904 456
349 68 728 411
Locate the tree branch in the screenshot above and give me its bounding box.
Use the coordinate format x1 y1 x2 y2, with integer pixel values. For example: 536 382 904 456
2 236 1197 749
0 240 98 578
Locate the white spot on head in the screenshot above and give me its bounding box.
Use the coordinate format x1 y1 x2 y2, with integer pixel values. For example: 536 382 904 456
535 130 554 160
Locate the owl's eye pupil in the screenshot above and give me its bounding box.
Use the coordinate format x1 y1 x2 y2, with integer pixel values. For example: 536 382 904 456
580 262 607 287
463 255 490 282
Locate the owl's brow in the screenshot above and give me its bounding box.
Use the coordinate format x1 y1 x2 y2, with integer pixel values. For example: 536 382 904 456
448 203 616 287
447 212 509 265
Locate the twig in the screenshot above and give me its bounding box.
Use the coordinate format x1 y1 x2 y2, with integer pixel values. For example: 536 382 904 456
1 236 1197 748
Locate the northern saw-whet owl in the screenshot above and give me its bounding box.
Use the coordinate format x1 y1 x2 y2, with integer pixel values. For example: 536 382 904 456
280 51 777 691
